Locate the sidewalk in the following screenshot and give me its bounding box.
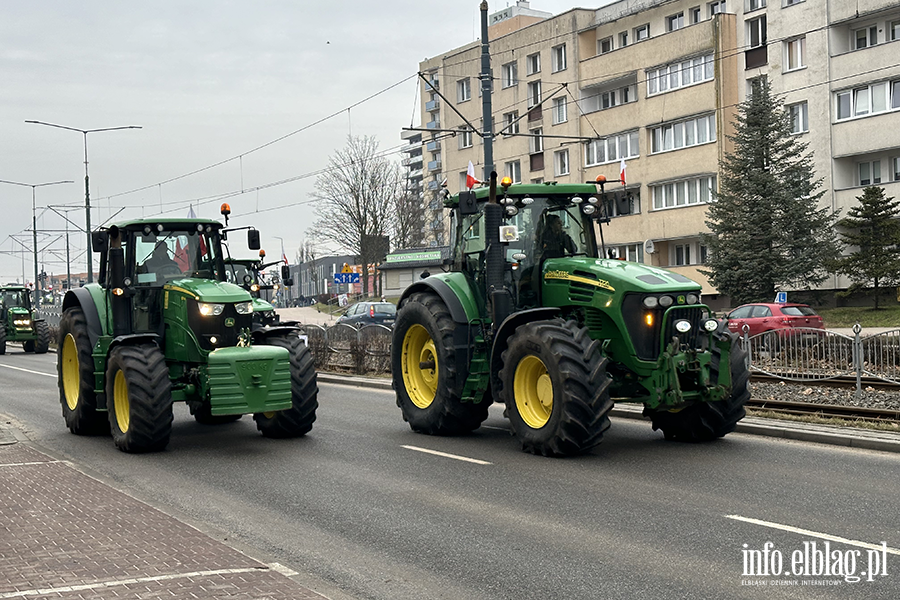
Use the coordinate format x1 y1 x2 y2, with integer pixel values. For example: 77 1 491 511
0 425 327 600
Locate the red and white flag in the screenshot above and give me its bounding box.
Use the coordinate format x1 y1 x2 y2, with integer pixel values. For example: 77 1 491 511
619 157 627 185
466 161 480 190
281 241 288 265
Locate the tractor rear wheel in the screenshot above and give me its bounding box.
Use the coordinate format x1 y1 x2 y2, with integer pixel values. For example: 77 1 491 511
58 307 107 435
0 325 6 355
499 319 613 457
392 292 489 435
23 340 34 352
253 334 318 438
646 331 749 442
33 321 50 354
106 344 173 453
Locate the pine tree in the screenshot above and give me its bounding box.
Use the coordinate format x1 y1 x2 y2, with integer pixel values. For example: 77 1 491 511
701 77 838 305
832 186 900 309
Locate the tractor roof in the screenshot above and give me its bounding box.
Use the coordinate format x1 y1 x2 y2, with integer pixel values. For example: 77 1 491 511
446 182 604 208
0 285 27 291
112 217 223 230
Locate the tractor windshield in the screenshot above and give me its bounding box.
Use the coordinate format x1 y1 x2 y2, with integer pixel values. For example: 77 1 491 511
502 197 591 262
133 229 221 285
224 261 256 287
0 289 29 309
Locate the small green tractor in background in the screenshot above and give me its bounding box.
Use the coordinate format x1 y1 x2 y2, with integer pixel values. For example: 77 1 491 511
58 205 317 453
392 175 749 457
223 250 295 329
0 285 51 355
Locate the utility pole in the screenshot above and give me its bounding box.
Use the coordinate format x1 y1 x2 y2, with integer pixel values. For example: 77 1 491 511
480 1 495 180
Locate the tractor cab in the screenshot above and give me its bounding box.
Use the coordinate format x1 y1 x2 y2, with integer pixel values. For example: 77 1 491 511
0 284 50 355
223 252 283 327
1 286 32 319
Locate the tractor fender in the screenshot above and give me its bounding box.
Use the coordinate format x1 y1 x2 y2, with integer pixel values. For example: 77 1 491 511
63 289 104 349
108 333 160 354
400 280 469 324
489 307 562 397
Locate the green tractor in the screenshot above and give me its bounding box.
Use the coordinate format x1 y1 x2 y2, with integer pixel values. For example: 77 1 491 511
391 175 749 457
223 250 294 329
0 285 51 355
58 205 317 453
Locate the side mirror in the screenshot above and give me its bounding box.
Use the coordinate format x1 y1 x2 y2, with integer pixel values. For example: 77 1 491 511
283 278 294 287
281 265 290 279
247 229 260 250
91 230 109 252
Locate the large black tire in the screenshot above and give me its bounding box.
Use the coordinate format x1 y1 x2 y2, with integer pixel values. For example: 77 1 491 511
106 344 173 453
191 403 242 425
391 292 489 435
499 319 613 457
23 340 34 352
253 334 318 438
58 307 108 435
0 325 6 355
33 321 50 354
646 331 749 442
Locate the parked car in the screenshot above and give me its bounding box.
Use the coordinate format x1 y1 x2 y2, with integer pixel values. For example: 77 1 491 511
336 301 397 328
725 303 824 338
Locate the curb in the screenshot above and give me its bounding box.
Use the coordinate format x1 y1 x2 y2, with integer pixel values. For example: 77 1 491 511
319 373 900 454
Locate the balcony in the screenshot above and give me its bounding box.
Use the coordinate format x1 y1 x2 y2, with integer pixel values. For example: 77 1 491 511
427 180 440 190
402 154 423 167
426 99 440 112
745 46 767 70
427 159 442 171
426 120 441 130
530 152 544 172
425 140 441 152
528 106 542 122
408 168 423 180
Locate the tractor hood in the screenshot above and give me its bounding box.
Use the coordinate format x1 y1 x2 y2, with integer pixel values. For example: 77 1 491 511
7 306 31 316
163 279 252 303
252 297 274 312
542 257 702 295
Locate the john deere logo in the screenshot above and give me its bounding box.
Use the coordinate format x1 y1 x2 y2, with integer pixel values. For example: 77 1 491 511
677 295 686 305
224 317 235 327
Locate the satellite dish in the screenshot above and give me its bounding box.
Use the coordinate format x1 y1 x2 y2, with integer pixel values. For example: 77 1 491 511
644 239 656 254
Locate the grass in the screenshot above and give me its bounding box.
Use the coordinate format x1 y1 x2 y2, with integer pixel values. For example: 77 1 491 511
746 408 900 432
815 305 900 328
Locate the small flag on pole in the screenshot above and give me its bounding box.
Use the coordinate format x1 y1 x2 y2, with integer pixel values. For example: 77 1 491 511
281 242 288 265
619 157 627 185
187 204 196 218
466 161 480 190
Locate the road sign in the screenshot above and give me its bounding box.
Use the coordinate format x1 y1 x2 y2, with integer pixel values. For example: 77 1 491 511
341 263 354 274
775 291 787 303
333 273 360 285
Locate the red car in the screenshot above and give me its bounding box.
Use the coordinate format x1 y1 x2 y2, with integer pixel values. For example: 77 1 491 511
725 303 824 337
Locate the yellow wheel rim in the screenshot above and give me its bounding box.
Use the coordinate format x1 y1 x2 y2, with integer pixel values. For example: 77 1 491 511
401 324 438 409
113 370 130 433
514 355 553 429
61 334 80 410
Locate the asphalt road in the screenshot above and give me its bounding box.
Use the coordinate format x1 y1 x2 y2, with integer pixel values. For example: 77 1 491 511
1 347 899 599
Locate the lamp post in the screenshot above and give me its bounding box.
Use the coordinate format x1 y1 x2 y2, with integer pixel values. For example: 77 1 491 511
26 120 141 283
273 236 290 307
0 179 73 308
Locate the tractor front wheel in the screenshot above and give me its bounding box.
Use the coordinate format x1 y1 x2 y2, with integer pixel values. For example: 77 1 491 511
58 307 107 435
0 326 6 355
253 334 318 438
392 292 489 435
499 319 613 457
106 344 173 453
33 321 50 354
646 331 749 442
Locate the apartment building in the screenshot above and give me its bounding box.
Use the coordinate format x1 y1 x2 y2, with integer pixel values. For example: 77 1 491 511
411 0 900 304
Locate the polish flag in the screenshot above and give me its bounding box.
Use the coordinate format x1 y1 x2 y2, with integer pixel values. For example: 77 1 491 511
466 161 480 190
174 238 190 272
619 157 627 185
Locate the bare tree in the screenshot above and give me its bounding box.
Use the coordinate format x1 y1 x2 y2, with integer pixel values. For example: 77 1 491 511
391 163 427 250
308 136 401 296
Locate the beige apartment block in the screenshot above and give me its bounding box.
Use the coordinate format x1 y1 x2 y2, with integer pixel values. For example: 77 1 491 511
410 0 900 304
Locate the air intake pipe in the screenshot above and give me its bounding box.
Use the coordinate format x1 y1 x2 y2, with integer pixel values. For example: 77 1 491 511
484 172 511 331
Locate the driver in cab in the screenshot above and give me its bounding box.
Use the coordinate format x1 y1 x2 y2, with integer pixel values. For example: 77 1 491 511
539 214 577 258
139 244 180 276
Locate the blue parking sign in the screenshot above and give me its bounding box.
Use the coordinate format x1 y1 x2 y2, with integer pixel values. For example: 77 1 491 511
775 291 787 303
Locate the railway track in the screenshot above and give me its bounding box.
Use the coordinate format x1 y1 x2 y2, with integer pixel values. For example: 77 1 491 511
750 372 900 391
745 397 900 423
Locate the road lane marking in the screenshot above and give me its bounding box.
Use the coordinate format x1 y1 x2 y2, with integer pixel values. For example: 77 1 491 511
0 363 55 378
725 515 900 555
0 567 270 599
401 445 492 465
0 460 65 468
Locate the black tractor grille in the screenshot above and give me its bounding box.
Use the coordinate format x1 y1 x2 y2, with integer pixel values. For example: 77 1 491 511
662 306 705 351
621 294 705 361
187 301 253 350
567 270 597 303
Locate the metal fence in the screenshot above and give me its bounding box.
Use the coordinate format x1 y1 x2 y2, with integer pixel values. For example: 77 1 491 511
298 323 393 376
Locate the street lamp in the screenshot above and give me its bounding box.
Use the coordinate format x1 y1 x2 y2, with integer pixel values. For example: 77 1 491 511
0 179 73 308
273 236 291 306
26 120 141 283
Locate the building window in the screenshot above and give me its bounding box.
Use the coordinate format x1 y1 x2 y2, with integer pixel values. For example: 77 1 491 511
666 13 685 32
709 0 726 15
598 36 613 54
647 54 714 96
894 157 900 181
526 52 540 75
788 102 808 133
858 161 882 186
853 26 878 50
892 21 900 41
581 83 637 112
554 149 570 176
635 24 650 41
690 7 702 24
652 176 717 210
501 111 519 135
620 31 629 47
651 114 717 154
785 37 806 71
552 97 567 124
530 128 543 153
586 131 640 166
675 244 692 266
527 80 542 108
459 171 468 192
502 62 518 88
748 0 766 10
783 0 803 5
836 80 898 120
458 127 473 149
457 78 471 102
748 16 767 48
505 160 522 184
551 44 567 72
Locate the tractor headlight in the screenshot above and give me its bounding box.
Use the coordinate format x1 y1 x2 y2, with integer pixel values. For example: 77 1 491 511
642 296 659 309
198 302 225 316
686 293 699 305
234 301 253 315
703 319 719 332
658 295 674 308
14 319 31 327
250 283 260 292
675 320 692 333
582 204 596 215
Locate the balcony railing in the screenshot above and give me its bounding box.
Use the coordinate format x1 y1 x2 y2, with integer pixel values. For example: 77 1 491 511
745 46 767 69
426 120 441 130
427 180 440 190
427 159 442 171
425 140 441 152
426 99 440 112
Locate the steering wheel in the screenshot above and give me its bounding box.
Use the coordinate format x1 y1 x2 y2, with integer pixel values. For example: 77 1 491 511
156 264 183 277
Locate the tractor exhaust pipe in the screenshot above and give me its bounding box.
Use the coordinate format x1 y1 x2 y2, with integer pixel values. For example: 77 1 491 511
484 172 511 331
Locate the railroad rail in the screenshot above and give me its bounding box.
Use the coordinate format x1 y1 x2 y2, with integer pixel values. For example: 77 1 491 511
750 372 900 391
745 397 900 423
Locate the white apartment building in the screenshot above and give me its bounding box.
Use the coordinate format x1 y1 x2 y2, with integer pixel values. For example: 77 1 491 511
411 0 900 306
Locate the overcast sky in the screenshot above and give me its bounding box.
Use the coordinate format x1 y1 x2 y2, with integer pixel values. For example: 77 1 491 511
0 1 597 283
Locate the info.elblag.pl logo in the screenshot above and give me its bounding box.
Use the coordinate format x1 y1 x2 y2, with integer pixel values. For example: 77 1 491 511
741 541 890 586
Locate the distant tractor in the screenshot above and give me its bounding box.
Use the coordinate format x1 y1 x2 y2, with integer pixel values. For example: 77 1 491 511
223 250 293 329
392 175 749 457
58 205 317 452
0 285 50 355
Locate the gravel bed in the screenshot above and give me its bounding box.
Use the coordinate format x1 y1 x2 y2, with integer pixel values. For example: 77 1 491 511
751 381 900 411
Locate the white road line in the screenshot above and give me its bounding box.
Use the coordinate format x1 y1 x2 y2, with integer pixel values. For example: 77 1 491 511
725 515 900 555
0 460 65 468
0 567 268 599
0 363 55 378
268 562 299 577
401 444 492 465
